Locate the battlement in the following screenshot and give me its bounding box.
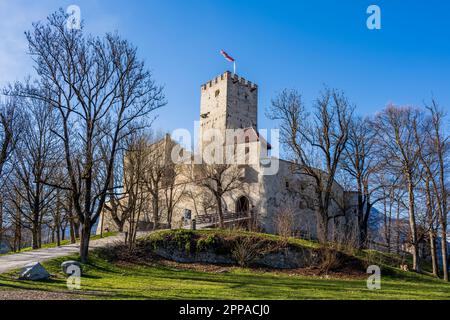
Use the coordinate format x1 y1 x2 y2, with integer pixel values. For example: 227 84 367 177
201 71 258 91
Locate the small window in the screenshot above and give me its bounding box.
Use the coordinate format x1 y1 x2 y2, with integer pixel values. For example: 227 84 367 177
285 181 290 189
215 89 220 97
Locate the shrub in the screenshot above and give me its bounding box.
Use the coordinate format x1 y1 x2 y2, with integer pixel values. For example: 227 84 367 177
196 234 218 252
231 237 266 267
172 230 195 254
273 207 295 241
318 244 344 274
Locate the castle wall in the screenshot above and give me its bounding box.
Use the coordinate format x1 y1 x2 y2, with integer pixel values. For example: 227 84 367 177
257 159 358 241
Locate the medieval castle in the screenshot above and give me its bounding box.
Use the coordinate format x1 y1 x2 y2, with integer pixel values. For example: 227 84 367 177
97 71 359 239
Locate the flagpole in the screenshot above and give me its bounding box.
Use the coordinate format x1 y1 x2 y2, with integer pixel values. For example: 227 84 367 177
233 61 236 74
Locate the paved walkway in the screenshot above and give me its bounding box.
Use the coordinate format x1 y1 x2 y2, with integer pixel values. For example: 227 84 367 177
0 233 139 274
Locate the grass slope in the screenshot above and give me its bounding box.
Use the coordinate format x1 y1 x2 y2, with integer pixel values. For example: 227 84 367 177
0 230 449 300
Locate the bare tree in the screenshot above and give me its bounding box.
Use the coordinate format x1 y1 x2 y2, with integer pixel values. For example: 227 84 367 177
50 187 67 246
7 98 60 249
414 100 449 280
342 116 383 248
11 10 165 261
372 105 422 272
424 175 439 276
122 133 150 249
192 163 243 228
102 132 185 234
12 191 23 252
184 187 216 218
101 142 130 233
0 98 20 246
59 188 78 243
0 98 18 182
375 172 397 252
268 88 353 242
273 206 295 240
162 158 186 229
142 133 171 230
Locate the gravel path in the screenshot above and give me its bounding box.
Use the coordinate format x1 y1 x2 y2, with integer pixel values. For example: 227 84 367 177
0 233 145 274
0 289 86 300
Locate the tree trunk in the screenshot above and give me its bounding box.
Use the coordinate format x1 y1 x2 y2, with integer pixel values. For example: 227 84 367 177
396 198 401 254
429 233 439 277
14 206 21 252
74 221 80 239
359 218 368 249
407 178 420 272
117 219 125 233
38 223 42 248
61 227 66 241
216 195 224 228
56 190 61 246
80 220 91 263
356 180 365 248
152 194 159 230
383 195 390 252
0 197 3 247
69 218 76 243
68 201 77 243
436 120 448 281
167 207 173 229
441 226 449 281
317 211 329 244
31 226 39 250
425 178 438 277
14 223 21 252
56 226 61 247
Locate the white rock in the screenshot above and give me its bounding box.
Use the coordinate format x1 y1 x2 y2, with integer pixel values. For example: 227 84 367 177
19 262 50 281
61 260 82 275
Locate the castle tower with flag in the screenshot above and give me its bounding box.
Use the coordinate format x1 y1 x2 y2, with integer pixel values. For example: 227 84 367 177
199 71 258 149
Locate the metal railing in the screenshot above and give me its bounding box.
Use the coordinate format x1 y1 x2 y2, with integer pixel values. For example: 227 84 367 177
184 211 251 227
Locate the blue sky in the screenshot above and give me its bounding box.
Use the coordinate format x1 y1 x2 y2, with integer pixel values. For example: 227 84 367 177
1 0 449 134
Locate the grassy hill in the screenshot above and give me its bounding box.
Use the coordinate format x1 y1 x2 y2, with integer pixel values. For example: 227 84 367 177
0 229 449 300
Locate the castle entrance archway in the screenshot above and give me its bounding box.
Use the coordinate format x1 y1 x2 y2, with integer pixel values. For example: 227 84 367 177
236 196 250 216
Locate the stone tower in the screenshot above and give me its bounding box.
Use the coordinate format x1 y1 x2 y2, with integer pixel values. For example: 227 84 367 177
199 71 258 148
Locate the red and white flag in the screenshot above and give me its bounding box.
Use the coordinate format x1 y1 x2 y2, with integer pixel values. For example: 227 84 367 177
220 50 235 62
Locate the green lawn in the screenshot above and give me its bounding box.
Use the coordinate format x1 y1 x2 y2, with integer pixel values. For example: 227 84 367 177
0 251 449 300
0 232 118 256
